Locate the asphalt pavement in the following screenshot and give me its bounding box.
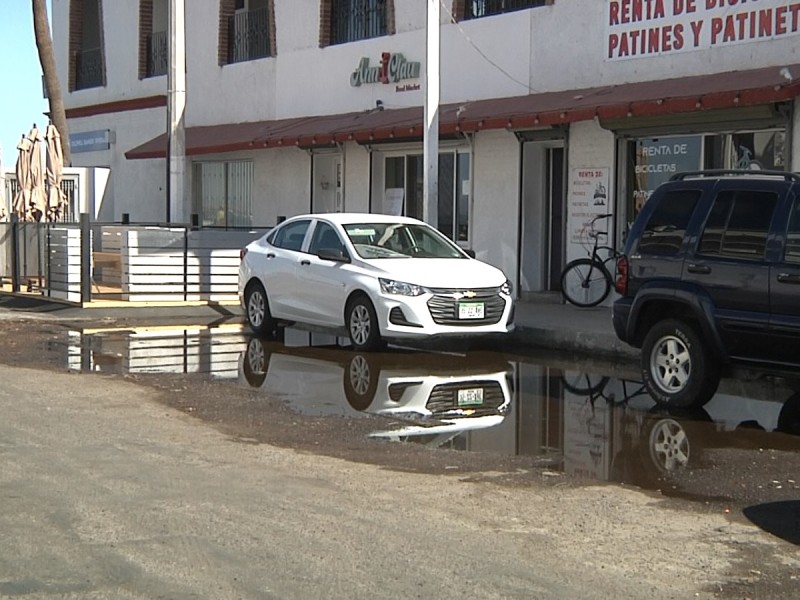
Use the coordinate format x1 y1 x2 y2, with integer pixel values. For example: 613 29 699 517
0 292 635 360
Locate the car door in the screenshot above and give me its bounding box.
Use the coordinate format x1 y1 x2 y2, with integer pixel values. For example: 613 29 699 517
769 191 800 365
264 219 311 319
294 220 351 326
683 182 779 360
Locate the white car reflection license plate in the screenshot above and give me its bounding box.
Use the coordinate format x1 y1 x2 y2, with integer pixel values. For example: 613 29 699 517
458 302 484 319
457 388 484 406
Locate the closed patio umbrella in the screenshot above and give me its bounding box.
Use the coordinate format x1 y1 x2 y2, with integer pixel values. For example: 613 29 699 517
13 134 32 219
45 123 66 221
27 125 46 221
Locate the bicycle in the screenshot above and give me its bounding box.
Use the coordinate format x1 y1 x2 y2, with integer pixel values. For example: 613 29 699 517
560 213 620 307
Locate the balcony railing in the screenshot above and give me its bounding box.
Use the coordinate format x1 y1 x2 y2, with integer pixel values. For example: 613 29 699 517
330 0 386 45
75 47 103 89
146 30 168 77
464 0 548 19
227 7 270 64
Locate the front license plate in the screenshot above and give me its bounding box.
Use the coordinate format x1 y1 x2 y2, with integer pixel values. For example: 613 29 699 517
458 302 485 319
457 388 484 406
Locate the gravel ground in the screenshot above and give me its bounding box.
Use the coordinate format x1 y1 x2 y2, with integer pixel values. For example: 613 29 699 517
0 315 799 598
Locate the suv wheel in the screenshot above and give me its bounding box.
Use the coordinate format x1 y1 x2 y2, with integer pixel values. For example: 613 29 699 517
641 319 720 408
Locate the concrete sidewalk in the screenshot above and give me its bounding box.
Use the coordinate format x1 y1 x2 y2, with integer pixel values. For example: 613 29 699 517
0 292 635 360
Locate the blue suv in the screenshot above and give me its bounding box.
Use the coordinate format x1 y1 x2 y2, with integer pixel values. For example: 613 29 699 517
613 170 800 408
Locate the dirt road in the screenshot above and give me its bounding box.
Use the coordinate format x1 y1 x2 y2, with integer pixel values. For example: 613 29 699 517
1 342 799 600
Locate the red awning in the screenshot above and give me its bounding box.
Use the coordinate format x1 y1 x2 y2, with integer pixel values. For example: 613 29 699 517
126 63 800 160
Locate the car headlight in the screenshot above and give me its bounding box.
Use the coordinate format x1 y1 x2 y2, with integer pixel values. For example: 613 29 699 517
379 278 426 296
501 279 513 296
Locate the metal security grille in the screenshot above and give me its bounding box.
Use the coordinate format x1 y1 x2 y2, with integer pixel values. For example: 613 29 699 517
330 0 386 45
3 177 77 223
146 30 168 77
75 47 103 89
464 0 548 20
228 7 270 63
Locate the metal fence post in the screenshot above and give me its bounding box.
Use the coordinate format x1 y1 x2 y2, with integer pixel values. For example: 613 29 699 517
80 213 91 303
183 226 189 301
10 214 20 293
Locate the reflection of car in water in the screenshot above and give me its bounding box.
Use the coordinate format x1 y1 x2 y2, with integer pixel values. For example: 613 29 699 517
240 334 513 446
559 373 800 492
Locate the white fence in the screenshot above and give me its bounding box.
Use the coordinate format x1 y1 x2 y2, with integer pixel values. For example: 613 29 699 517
0 219 269 305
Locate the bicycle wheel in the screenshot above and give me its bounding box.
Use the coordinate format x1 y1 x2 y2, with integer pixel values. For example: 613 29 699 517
560 258 612 307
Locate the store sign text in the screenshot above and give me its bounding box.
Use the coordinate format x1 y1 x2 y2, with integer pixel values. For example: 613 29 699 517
606 0 800 60
350 52 421 87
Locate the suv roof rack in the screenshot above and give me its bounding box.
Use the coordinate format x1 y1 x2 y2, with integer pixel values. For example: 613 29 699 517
670 169 800 182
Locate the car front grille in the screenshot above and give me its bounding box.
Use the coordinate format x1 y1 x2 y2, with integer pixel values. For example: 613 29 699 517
426 381 506 415
426 287 506 325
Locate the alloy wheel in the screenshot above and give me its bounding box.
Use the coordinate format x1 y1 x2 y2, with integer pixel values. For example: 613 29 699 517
650 334 691 395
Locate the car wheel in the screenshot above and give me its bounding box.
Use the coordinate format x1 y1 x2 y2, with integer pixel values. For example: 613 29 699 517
242 337 269 388
245 281 276 336
777 393 800 436
346 296 382 351
646 417 691 473
343 354 378 411
640 319 719 408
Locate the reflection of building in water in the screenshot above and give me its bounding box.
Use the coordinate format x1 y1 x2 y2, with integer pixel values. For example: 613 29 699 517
67 325 248 378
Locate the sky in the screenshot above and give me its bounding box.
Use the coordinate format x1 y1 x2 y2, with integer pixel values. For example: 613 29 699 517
0 1 51 178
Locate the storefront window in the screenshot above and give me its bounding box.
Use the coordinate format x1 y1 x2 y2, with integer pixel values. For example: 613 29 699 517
626 128 787 224
192 160 253 227
381 151 471 242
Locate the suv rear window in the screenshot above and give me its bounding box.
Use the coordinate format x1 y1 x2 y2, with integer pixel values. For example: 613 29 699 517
698 191 778 260
636 190 701 256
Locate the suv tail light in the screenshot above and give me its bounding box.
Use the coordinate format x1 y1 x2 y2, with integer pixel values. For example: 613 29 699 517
615 255 629 296
239 247 248 260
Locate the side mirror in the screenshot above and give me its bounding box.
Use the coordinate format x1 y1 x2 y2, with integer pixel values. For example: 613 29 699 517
317 248 350 263
464 248 476 258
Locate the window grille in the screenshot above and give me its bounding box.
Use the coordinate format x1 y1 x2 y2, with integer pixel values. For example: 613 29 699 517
330 0 387 45
228 6 271 63
464 0 548 20
146 30 168 77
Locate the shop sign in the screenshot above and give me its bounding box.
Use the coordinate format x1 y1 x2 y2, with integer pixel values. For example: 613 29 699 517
606 0 800 60
569 167 610 243
350 52 421 90
70 130 111 153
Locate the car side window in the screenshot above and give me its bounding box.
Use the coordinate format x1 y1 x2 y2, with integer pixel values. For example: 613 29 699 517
636 190 701 256
309 222 346 255
698 191 778 260
784 197 800 265
272 220 310 252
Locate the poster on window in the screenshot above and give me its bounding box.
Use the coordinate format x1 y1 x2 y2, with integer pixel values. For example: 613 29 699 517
569 167 610 244
630 135 701 218
383 188 404 216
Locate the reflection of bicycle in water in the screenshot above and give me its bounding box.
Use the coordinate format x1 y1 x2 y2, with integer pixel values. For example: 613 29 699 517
736 147 763 170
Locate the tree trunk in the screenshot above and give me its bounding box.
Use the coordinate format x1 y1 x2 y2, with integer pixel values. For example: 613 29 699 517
32 0 71 166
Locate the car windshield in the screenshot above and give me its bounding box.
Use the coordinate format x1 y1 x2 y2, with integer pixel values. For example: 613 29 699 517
343 222 466 259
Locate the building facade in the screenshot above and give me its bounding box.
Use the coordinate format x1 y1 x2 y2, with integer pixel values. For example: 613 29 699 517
52 0 800 298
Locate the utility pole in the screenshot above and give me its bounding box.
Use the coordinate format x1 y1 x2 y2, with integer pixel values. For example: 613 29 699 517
423 0 439 227
167 0 186 223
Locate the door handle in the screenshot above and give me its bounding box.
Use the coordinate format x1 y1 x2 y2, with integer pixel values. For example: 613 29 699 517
266 252 275 259
777 272 800 284
300 259 311 266
687 264 711 274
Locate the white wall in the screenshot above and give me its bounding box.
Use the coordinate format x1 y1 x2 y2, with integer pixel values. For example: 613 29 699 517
471 130 520 287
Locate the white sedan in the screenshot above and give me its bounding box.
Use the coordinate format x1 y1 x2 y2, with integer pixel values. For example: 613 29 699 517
238 213 514 350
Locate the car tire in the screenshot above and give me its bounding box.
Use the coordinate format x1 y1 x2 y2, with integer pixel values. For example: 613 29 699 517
242 337 269 388
777 393 800 436
343 354 378 411
346 295 383 351
245 281 277 336
640 319 720 409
